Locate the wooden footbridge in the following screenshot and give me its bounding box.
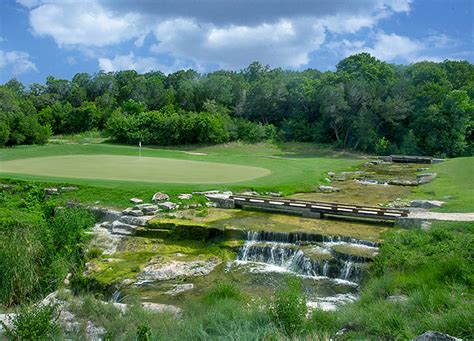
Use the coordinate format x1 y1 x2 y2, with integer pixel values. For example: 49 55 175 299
210 195 409 222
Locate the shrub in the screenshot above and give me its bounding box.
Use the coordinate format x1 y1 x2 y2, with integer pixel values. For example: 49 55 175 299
203 283 243 303
136 323 152 341
2 304 60 340
270 277 307 336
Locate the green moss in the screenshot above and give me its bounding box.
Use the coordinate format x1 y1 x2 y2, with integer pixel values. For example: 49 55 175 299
331 244 378 259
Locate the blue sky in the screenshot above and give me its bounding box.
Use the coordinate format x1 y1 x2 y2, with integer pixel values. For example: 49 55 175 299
0 0 473 84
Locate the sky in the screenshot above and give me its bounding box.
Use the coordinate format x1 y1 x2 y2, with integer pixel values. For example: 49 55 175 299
0 0 473 84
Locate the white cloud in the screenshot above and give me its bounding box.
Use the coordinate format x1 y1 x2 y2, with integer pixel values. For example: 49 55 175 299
29 1 146 47
0 49 38 75
17 0 413 70
151 18 326 69
426 33 457 49
337 32 424 62
99 52 159 73
98 52 190 74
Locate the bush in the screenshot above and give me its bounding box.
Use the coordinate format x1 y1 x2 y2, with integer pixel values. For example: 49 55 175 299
1 304 60 340
270 277 307 336
203 283 243 303
235 119 276 143
136 323 152 341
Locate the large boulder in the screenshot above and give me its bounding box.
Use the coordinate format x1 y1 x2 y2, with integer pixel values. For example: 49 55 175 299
152 192 170 202
178 193 193 200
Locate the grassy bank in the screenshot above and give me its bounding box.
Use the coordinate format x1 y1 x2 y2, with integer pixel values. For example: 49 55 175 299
411 156 474 212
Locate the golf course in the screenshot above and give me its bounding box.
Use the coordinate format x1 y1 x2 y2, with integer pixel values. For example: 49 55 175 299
0 142 363 206
0 155 272 183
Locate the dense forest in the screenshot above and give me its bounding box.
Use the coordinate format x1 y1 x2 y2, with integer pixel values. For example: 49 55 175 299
1 53 473 157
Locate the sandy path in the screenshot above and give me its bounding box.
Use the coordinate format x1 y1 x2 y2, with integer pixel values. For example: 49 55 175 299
408 211 474 221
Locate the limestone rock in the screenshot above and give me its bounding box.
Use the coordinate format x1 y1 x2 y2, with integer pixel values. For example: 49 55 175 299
327 171 336 177
60 186 78 192
318 185 340 193
152 192 170 202
241 191 259 196
111 220 137 235
89 207 122 222
417 173 437 184
141 302 182 317
387 179 418 186
138 259 220 281
165 283 194 295
44 187 59 195
118 215 152 227
131 203 159 215
122 208 144 217
0 313 16 333
158 201 178 211
0 183 14 190
130 197 143 204
178 193 193 200
413 331 461 341
410 200 445 209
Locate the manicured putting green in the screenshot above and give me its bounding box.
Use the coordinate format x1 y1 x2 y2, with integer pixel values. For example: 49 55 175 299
0 155 271 183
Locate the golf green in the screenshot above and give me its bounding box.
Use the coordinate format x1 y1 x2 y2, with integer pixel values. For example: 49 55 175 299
0 155 271 184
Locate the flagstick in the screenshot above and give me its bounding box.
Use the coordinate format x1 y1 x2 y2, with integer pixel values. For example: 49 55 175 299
139 140 142 158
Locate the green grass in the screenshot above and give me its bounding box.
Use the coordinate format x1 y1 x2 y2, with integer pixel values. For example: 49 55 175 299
411 157 474 212
0 142 360 208
0 155 270 183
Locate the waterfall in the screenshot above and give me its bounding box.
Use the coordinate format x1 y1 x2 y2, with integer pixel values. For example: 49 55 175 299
236 231 372 283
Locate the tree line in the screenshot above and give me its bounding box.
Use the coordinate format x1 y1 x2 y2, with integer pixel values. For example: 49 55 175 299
1 53 473 157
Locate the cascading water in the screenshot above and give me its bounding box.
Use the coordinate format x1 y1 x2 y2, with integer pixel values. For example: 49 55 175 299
236 231 376 283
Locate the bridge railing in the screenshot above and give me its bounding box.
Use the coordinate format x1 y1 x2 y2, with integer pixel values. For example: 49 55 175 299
229 195 409 219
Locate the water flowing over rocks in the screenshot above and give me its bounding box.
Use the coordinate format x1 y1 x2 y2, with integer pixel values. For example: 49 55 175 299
236 231 378 283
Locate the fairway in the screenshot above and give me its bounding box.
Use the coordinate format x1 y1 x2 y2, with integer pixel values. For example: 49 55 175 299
0 155 271 184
